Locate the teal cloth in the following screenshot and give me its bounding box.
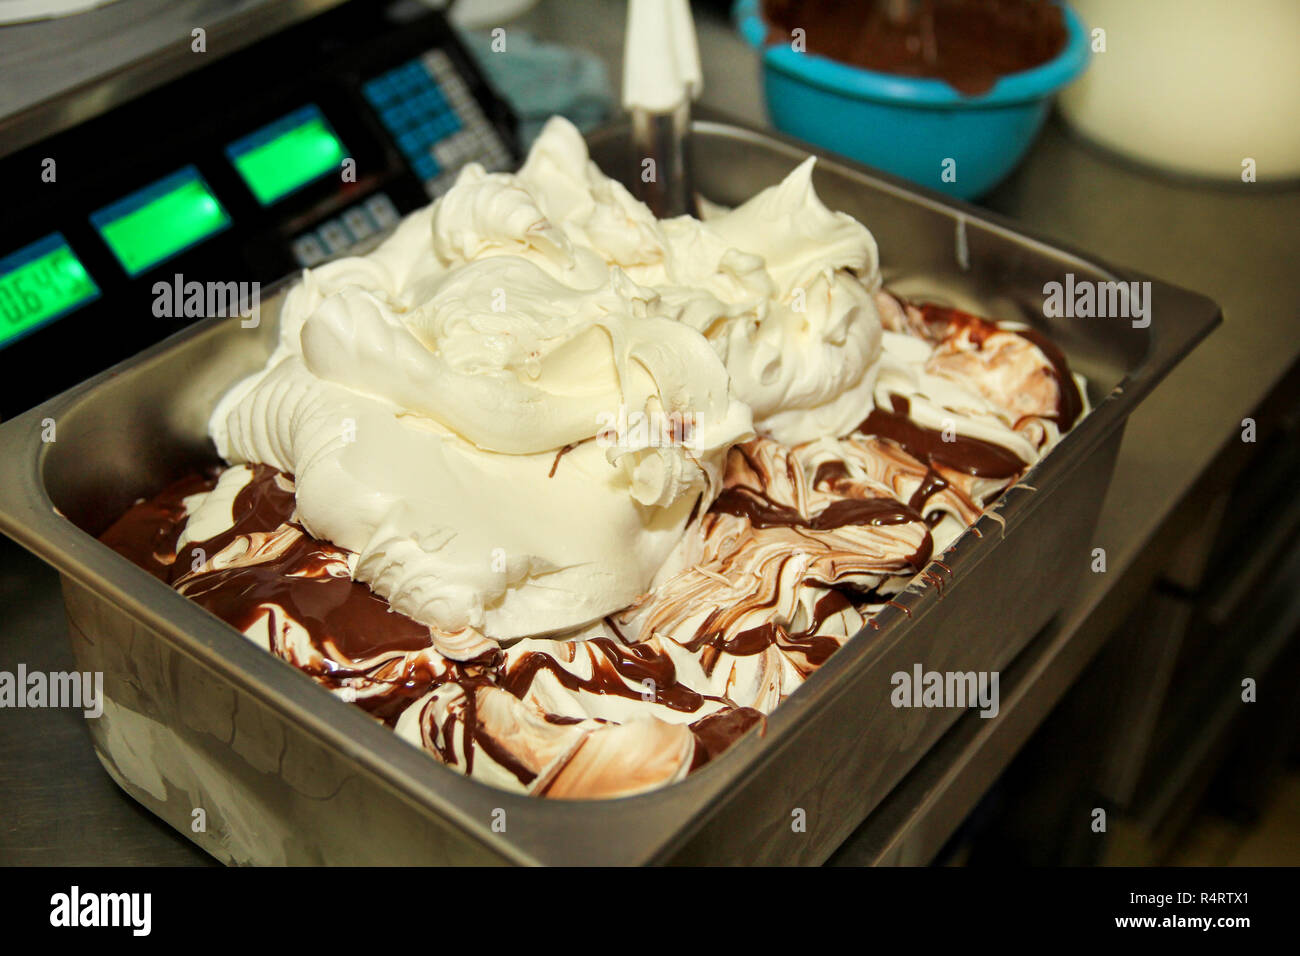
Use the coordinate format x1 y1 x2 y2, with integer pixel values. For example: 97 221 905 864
460 29 614 147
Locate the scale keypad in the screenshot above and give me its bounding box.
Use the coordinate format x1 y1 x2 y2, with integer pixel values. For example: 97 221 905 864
291 192 401 267
363 50 511 198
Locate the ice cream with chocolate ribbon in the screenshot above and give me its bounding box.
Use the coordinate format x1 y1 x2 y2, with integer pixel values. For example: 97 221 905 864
102 116 1087 798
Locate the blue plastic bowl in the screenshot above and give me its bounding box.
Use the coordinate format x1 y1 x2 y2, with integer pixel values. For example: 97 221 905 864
735 0 1090 199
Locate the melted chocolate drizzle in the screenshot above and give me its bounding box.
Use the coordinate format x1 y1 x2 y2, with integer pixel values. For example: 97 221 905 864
762 0 1068 97
98 468 220 579
917 302 1084 430
95 285 1085 797
684 582 855 668
858 394 1026 479
712 484 921 531
502 637 721 714
547 441 579 478
171 467 435 662
690 707 765 770
99 463 446 734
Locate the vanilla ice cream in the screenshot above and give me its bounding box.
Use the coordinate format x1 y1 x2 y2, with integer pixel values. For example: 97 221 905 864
103 116 1088 799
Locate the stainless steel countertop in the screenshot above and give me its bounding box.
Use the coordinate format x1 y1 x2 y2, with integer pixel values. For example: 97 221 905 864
2 0 1297 865
0 0 348 157
828 119 1300 864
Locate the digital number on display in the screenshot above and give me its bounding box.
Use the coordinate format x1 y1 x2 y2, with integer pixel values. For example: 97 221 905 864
0 234 100 349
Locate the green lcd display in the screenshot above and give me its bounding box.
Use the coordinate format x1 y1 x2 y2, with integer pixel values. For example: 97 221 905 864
90 166 231 277
226 105 347 205
0 233 100 349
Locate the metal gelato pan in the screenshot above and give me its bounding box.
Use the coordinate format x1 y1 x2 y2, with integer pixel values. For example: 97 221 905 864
0 118 1220 865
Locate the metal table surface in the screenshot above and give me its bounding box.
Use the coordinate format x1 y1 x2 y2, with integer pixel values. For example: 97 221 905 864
0 0 349 157
2 0 1298 866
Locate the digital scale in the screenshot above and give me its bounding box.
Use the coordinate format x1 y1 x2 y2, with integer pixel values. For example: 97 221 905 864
0 0 518 418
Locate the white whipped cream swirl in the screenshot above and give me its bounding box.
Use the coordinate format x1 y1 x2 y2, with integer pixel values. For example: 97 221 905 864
210 117 885 643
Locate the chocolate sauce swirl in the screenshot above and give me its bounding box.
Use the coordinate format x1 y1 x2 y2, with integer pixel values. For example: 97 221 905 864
96 285 1085 800
712 484 922 530
916 302 1084 430
858 395 1027 478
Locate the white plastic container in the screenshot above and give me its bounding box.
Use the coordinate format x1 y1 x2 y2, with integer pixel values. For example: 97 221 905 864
1059 0 1300 180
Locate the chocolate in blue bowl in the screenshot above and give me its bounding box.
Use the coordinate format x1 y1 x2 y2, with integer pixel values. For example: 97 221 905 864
735 0 1091 199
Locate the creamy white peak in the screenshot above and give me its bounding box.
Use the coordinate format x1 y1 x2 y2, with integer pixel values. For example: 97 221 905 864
703 158 883 443
210 116 887 642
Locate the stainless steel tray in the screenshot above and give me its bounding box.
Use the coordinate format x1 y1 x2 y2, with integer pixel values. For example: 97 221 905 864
0 118 1220 865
